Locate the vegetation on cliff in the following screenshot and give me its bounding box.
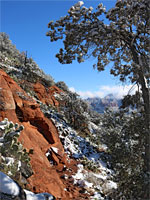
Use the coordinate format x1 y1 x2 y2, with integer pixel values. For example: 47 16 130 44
0 0 150 197
46 0 150 199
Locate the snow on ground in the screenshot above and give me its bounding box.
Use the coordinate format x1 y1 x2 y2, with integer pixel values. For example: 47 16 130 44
0 171 20 196
44 108 117 198
0 104 117 199
24 190 54 200
0 171 54 200
0 119 55 200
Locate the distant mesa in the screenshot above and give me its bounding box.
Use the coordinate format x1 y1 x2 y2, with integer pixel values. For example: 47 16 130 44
86 94 122 113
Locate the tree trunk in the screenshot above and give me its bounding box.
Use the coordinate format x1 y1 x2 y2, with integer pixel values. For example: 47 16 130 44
131 46 150 199
138 72 150 200
138 71 150 168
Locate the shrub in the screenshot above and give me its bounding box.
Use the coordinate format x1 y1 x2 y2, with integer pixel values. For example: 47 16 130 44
0 119 33 187
101 109 146 199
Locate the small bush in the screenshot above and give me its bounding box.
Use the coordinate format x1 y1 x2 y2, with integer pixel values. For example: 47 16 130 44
0 119 33 188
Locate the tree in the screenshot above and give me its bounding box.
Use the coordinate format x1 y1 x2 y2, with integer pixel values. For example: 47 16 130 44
46 0 150 198
56 90 89 130
0 32 20 59
101 108 146 199
56 81 69 92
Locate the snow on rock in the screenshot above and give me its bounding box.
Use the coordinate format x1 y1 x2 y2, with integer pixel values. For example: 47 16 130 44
38 99 117 198
45 108 117 198
102 180 117 194
72 164 84 181
0 171 20 196
24 190 54 200
51 147 59 154
88 122 99 133
91 192 104 200
0 171 54 200
72 164 93 188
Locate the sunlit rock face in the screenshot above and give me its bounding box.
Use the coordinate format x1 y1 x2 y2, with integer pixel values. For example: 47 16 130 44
0 70 67 199
0 70 92 200
0 68 117 199
33 82 62 107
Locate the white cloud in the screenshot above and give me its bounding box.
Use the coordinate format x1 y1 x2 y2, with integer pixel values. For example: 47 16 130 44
99 85 137 99
69 85 137 99
78 91 104 99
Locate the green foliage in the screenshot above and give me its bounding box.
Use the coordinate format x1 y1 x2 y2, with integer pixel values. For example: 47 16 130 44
0 119 33 188
56 91 90 130
80 156 99 173
56 81 69 92
0 32 20 61
47 0 150 83
0 32 55 87
101 109 146 199
47 1 150 198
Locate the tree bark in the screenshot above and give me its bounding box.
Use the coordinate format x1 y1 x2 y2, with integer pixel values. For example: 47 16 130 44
139 72 150 200
131 46 150 199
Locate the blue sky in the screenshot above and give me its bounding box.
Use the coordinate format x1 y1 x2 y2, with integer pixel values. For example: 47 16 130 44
1 0 133 98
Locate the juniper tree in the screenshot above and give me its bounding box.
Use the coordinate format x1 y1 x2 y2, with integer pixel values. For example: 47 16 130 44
46 0 150 197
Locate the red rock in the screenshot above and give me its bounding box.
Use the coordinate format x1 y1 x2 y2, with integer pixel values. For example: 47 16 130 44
0 69 89 200
33 82 63 107
0 71 16 110
19 122 66 198
0 70 66 198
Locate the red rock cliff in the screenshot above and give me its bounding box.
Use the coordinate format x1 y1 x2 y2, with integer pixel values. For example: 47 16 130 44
0 69 89 200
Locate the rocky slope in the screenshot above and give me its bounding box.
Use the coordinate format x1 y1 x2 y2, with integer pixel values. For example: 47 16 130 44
0 69 86 199
0 33 117 200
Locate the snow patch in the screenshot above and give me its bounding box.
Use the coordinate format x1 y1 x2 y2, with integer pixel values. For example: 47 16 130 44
24 190 54 200
51 147 59 154
39 100 117 198
0 171 54 200
0 171 20 196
